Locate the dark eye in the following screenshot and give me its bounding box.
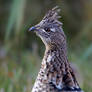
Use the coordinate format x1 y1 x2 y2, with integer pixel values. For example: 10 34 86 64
44 28 50 32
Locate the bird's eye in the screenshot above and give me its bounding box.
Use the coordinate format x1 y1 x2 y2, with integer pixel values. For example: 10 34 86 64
44 28 50 32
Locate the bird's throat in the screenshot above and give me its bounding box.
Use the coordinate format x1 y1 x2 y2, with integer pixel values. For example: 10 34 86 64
40 46 79 89
42 47 67 73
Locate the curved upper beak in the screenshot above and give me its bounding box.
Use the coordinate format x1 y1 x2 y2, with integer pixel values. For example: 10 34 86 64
29 26 36 31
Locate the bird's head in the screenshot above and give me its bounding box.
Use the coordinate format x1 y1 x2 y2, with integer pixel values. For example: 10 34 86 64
29 6 66 49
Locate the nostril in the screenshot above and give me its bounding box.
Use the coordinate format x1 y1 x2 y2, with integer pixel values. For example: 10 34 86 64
29 27 36 31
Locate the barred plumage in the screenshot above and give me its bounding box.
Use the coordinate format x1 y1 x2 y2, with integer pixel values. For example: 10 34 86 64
29 6 83 92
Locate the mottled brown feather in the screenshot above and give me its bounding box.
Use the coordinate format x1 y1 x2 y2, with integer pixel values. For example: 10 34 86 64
30 6 83 92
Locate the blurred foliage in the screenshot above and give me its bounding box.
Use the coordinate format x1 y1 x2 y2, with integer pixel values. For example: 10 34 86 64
0 0 92 92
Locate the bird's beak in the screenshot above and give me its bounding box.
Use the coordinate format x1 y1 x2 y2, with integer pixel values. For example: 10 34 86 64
29 26 36 31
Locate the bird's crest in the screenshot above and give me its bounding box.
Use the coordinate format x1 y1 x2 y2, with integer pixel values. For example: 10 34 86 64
42 6 63 26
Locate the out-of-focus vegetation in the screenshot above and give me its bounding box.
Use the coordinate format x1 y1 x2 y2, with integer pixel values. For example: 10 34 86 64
0 0 92 92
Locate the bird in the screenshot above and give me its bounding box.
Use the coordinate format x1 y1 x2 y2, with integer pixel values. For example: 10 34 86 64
29 6 84 92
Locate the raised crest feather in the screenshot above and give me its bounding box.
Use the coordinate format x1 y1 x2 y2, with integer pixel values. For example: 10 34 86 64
42 6 62 26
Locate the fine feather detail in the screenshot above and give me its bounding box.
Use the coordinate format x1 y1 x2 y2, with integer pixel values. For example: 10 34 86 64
42 6 63 26
31 6 84 92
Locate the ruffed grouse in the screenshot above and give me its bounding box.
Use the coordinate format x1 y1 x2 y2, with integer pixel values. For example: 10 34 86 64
29 6 83 92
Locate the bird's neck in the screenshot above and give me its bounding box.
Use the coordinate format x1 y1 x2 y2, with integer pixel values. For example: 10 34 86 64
40 44 79 89
41 43 68 74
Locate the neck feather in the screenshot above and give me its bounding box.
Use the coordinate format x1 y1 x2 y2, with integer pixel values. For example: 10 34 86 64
40 43 79 89
42 43 68 74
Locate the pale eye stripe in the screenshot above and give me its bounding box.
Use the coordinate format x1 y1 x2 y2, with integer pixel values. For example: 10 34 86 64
42 28 55 32
42 29 47 33
50 28 55 32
